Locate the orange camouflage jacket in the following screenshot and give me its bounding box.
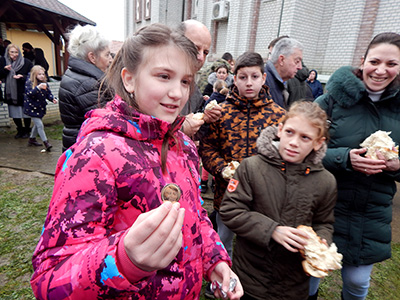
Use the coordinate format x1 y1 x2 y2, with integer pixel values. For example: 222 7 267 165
199 85 286 210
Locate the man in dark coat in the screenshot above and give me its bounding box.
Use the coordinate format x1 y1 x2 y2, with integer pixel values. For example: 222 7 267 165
264 37 307 109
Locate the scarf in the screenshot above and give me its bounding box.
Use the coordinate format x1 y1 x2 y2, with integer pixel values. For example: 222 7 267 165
5 46 24 104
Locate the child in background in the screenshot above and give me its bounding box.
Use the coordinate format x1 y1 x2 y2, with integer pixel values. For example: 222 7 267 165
30 24 242 300
24 65 57 151
203 64 234 96
205 79 229 106
219 101 337 300
307 69 324 99
199 51 286 260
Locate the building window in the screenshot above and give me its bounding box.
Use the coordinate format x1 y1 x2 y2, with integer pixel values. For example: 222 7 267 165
135 0 142 22
145 0 151 19
192 0 199 17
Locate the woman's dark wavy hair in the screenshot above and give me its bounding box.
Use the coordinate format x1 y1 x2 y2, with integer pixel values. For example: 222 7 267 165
102 23 198 173
354 32 400 88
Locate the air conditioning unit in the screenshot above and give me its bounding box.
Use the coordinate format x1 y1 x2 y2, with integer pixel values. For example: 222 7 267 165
212 1 230 21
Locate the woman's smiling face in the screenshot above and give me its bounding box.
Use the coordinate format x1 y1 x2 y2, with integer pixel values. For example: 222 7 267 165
8 46 19 61
362 43 400 91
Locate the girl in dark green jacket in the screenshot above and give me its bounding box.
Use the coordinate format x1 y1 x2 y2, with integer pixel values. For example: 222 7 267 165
314 32 400 300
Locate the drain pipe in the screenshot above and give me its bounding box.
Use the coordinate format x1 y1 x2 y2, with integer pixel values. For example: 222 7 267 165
277 0 285 37
249 0 261 52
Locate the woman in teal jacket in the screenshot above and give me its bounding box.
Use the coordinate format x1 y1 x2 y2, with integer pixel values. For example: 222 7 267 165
314 32 400 300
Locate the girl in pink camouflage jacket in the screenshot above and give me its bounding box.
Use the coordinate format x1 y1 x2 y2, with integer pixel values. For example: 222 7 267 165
30 23 243 300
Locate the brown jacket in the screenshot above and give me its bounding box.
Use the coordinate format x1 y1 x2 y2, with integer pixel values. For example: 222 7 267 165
199 85 286 210
220 126 337 300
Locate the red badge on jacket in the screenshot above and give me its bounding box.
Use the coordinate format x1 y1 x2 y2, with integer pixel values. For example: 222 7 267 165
227 179 239 192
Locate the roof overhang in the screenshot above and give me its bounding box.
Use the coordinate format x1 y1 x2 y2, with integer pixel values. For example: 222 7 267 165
0 0 95 41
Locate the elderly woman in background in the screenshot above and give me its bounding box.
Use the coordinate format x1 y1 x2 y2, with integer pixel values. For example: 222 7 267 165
0 44 33 138
58 24 112 151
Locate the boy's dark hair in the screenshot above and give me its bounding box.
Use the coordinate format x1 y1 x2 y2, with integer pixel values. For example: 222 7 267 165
22 42 34 50
234 51 264 75
221 52 233 61
268 35 289 49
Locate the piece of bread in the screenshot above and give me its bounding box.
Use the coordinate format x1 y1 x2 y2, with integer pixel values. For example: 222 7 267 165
297 225 343 278
222 161 240 180
192 112 204 120
360 130 399 160
205 99 219 111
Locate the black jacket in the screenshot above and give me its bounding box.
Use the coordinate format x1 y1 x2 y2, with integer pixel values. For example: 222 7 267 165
286 62 314 106
0 56 33 106
58 57 105 151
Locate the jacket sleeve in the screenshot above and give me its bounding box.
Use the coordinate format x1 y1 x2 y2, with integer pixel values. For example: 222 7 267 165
316 81 324 98
311 172 337 245
19 59 33 79
198 197 232 280
203 83 214 97
46 84 54 101
315 94 353 173
58 71 102 128
31 149 156 299
0 57 8 79
219 159 279 249
198 120 228 176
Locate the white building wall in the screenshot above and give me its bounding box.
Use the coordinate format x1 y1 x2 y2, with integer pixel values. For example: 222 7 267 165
374 0 400 35
255 0 283 57
309 0 335 74
123 0 400 77
225 0 254 58
322 0 364 73
215 22 229 56
125 0 134 37
196 0 213 28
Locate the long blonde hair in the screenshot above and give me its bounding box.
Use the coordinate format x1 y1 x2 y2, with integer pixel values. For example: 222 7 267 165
29 65 46 88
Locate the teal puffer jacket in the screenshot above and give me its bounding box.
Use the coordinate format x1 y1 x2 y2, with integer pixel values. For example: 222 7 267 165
315 66 400 266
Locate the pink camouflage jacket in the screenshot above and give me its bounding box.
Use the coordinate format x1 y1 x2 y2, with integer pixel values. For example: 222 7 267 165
31 96 231 299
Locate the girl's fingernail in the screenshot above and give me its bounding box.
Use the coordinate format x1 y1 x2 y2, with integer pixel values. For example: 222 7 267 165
172 202 181 210
163 201 172 209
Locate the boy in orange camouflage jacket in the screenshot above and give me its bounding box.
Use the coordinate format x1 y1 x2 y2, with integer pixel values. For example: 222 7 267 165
199 51 286 257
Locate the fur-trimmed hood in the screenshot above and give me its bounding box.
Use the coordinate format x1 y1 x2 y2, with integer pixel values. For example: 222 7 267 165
326 66 400 108
256 125 327 166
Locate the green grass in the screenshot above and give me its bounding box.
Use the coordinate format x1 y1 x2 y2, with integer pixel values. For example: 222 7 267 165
43 120 63 141
0 169 52 300
317 244 400 299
